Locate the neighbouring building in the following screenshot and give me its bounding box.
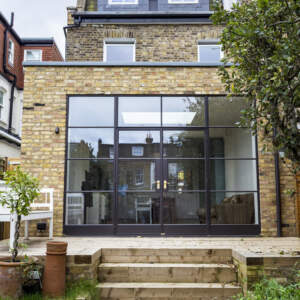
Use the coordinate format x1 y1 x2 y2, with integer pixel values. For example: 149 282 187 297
21 0 300 238
0 12 63 159
0 11 63 241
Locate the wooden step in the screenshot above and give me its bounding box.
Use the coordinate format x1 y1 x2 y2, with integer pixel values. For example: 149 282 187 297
101 248 232 264
98 282 242 299
99 263 237 283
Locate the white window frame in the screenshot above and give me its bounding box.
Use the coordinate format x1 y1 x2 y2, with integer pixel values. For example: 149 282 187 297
8 39 14 66
108 0 138 4
104 41 136 62
135 168 144 186
168 0 198 3
132 146 144 157
0 89 4 121
24 49 42 62
198 44 224 63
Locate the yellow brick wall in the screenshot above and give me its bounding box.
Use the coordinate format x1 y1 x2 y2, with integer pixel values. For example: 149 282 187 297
22 66 298 237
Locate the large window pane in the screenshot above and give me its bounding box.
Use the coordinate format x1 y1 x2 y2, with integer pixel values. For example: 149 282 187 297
118 97 161 127
210 192 258 224
209 96 249 126
69 97 114 127
66 192 112 224
163 130 204 158
163 97 205 126
118 160 157 191
167 160 205 191
164 192 205 224
68 128 114 159
210 160 257 191
210 128 256 158
119 131 160 158
198 45 222 63
118 192 160 224
67 160 114 191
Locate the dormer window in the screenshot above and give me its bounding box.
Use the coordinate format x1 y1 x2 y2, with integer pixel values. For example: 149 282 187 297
168 0 198 3
24 49 42 62
104 40 135 62
108 0 138 4
198 42 223 63
8 40 14 66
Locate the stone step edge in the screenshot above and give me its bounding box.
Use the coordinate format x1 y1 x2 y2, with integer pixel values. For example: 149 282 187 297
97 282 241 289
99 263 235 268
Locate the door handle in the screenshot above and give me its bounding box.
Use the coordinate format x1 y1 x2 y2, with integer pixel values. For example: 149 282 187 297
163 180 168 190
156 180 161 190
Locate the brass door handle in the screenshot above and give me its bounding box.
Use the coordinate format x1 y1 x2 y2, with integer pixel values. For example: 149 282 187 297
156 180 160 190
163 180 168 190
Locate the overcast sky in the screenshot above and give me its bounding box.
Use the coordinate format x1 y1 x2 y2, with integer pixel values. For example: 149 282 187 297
1 0 77 58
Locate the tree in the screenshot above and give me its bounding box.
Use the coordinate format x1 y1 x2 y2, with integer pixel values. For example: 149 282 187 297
0 168 39 262
211 0 300 172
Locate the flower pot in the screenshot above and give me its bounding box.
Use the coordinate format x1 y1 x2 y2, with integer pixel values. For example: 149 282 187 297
0 257 23 299
43 241 68 298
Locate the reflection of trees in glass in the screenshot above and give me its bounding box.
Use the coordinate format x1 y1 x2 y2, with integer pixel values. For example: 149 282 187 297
184 97 205 125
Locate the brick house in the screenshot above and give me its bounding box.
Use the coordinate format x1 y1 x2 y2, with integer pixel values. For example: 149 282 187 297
21 0 300 238
0 12 63 159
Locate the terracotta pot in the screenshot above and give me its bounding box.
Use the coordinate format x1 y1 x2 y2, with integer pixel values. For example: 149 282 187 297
0 257 23 299
43 241 68 298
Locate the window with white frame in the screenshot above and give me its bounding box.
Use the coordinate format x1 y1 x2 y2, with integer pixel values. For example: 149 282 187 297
223 0 238 10
8 40 14 65
104 41 135 62
168 0 198 3
108 0 138 4
0 90 4 121
132 146 144 157
135 168 144 185
24 49 42 62
198 43 223 63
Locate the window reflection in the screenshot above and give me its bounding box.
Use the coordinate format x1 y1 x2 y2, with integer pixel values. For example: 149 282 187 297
118 97 161 126
119 131 160 158
69 97 114 127
163 131 204 158
69 128 114 158
119 160 156 191
67 160 114 191
66 192 112 225
163 97 205 126
210 192 258 224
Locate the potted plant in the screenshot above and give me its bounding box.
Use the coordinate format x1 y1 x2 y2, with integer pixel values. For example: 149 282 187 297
0 167 39 299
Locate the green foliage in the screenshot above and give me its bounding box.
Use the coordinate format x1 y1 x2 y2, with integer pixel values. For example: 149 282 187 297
0 280 99 300
233 277 300 300
211 0 300 172
0 167 39 216
0 167 39 261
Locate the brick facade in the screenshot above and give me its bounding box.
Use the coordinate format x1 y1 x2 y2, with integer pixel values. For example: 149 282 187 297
66 24 223 62
21 4 299 237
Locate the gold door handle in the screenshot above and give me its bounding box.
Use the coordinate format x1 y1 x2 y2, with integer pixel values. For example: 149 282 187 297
156 180 160 190
163 180 168 190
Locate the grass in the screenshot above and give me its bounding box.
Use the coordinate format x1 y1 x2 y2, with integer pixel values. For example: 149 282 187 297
233 276 300 300
1 280 99 300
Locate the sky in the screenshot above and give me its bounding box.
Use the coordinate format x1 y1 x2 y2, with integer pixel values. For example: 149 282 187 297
1 0 77 58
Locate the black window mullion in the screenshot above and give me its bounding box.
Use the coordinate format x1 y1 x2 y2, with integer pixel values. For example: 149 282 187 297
114 96 118 233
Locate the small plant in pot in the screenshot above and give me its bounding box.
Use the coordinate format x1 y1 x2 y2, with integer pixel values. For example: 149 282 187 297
0 167 39 299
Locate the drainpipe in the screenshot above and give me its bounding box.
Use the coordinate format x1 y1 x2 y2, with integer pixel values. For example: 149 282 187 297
63 16 82 38
3 13 17 134
274 129 282 237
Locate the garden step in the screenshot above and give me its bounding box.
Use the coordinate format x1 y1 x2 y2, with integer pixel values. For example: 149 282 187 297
100 248 232 264
98 263 237 283
97 282 242 299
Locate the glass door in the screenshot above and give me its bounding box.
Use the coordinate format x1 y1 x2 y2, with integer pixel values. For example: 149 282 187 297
162 129 208 235
116 129 162 235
